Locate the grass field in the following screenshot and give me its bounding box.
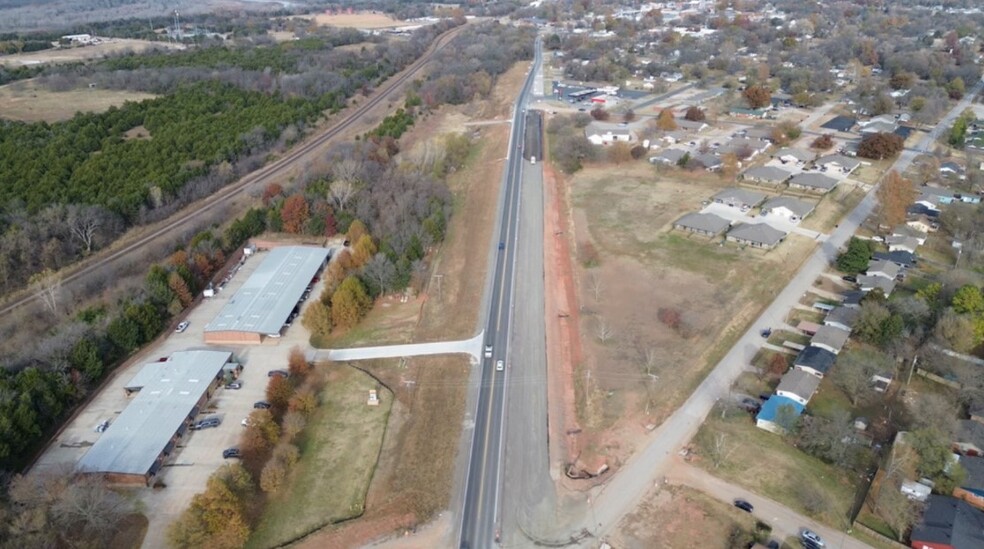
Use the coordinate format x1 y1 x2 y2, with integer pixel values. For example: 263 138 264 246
307 12 404 29
247 365 392 548
0 81 156 122
0 39 181 67
694 413 858 528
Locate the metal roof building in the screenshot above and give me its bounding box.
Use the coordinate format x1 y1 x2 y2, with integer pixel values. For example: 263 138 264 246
77 350 231 485
205 246 329 344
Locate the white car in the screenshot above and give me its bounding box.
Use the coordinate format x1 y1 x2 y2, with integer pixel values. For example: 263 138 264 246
496 360 504 372
484 345 493 358
801 529 825 548
175 321 190 333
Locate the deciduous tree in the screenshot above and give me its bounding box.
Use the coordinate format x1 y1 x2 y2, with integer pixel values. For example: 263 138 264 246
280 194 310 234
331 276 371 328
811 134 834 150
833 347 891 405
656 108 677 130
858 132 904 160
684 106 706 121
742 85 771 109
877 171 917 227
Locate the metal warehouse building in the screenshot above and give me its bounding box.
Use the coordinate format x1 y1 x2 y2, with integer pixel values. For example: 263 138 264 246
76 350 232 485
204 246 329 345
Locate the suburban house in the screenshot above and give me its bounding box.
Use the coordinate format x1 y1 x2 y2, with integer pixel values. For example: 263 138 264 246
719 137 770 159
820 115 856 132
585 126 634 145
774 148 815 166
857 274 896 296
788 172 838 194
811 325 851 355
910 495 984 549
693 152 722 171
776 369 822 406
650 148 688 165
712 188 766 209
841 289 866 308
886 235 922 254
910 202 942 218
760 196 815 222
657 130 690 145
730 106 768 119
893 225 929 245
859 120 897 134
955 419 984 457
920 186 982 206
825 307 860 332
941 161 967 180
744 126 774 140
794 346 837 378
866 259 902 280
756 395 805 434
908 215 939 233
726 223 787 249
815 154 862 174
676 119 709 132
954 455 984 512
673 212 731 237
742 166 792 186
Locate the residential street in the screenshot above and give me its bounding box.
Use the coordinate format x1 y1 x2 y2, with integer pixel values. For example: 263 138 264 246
666 462 872 549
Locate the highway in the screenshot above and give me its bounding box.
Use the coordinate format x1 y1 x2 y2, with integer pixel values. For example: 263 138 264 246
458 38 542 549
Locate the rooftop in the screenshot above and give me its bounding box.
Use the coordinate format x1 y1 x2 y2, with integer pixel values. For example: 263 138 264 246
77 350 232 476
794 346 837 374
743 166 792 182
205 246 329 335
811 325 850 352
757 395 805 423
820 115 856 132
789 172 838 191
727 223 787 246
816 154 861 170
712 187 766 207
911 495 984 548
674 212 731 234
776 369 821 401
761 196 815 218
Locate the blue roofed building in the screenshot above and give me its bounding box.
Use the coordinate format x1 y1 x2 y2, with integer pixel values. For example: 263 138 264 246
756 395 805 434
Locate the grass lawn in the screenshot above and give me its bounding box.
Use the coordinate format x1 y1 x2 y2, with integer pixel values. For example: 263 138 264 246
787 308 825 325
694 414 858 528
247 365 392 548
806 377 854 420
310 295 420 349
767 330 811 348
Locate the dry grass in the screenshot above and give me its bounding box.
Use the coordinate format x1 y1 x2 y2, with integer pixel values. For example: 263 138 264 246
566 162 818 462
0 39 182 67
247 365 392 549
313 294 422 349
0 81 156 122
307 12 404 29
799 184 867 233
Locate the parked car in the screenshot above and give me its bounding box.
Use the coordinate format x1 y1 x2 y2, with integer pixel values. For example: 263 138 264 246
760 328 772 338
191 417 220 430
225 381 242 390
496 360 504 372
175 321 190 333
254 401 272 409
801 529 825 548
733 499 754 513
484 345 493 358
842 275 857 283
222 448 241 459
94 420 110 433
268 369 290 378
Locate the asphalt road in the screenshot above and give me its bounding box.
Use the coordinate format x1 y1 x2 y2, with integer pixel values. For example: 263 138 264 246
458 39 542 549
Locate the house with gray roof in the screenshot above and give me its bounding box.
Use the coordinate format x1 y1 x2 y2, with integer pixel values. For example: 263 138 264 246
794 346 837 378
776 369 822 406
712 188 766 209
789 172 838 193
811 325 850 355
857 274 896 296
886 235 921 254
816 154 861 174
726 223 787 249
760 197 815 222
825 307 859 332
774 148 815 165
693 153 722 171
910 495 984 549
956 419 984 456
866 259 901 280
649 148 688 165
742 166 792 185
673 212 730 236
719 137 769 158
860 120 897 134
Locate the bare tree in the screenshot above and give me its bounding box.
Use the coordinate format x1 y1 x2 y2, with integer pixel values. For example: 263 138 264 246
596 317 615 343
706 432 736 468
588 273 603 301
363 253 396 295
66 205 103 255
30 269 62 314
328 158 364 210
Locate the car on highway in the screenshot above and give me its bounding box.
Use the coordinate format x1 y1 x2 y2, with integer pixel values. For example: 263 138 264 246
733 499 754 513
254 401 272 409
484 345 493 358
175 320 190 333
499 241 505 250
225 381 242 390
222 448 241 459
496 360 504 372
191 417 220 430
801 529 825 548
268 369 290 378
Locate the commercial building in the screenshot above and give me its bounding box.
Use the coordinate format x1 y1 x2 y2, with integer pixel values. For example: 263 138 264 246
204 246 329 344
76 350 233 485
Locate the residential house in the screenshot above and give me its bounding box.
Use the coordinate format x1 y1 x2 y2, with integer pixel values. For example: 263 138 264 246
859 120 897 134
840 139 861 157
910 495 984 549
821 115 856 132
797 321 821 336
789 173 838 194
886 235 922 254
842 290 865 308
776 369 822 406
719 137 770 159
726 223 787 249
872 371 894 392
811 325 851 355
712 188 766 209
650 148 688 165
825 307 860 332
909 203 942 218
755 395 805 434
908 215 939 233
730 107 768 119
586 126 634 145
815 154 862 175
955 419 984 457
857 274 897 296
742 166 792 185
744 126 774 140
760 197 815 222
774 148 815 166
676 119 708 132
693 153 722 171
794 346 837 378
673 212 731 237
954 455 984 512
920 186 982 206
893 225 929 245
941 161 967 180
657 130 690 146
867 259 902 280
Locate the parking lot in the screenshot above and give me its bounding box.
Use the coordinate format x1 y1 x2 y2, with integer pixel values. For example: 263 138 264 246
33 246 331 547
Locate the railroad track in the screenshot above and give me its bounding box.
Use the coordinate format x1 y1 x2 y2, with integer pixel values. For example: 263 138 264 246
0 23 466 317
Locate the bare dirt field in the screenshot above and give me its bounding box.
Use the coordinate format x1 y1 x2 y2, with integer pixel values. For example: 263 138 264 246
613 484 758 548
294 64 528 547
0 81 157 122
555 160 819 474
305 12 405 29
0 39 182 67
